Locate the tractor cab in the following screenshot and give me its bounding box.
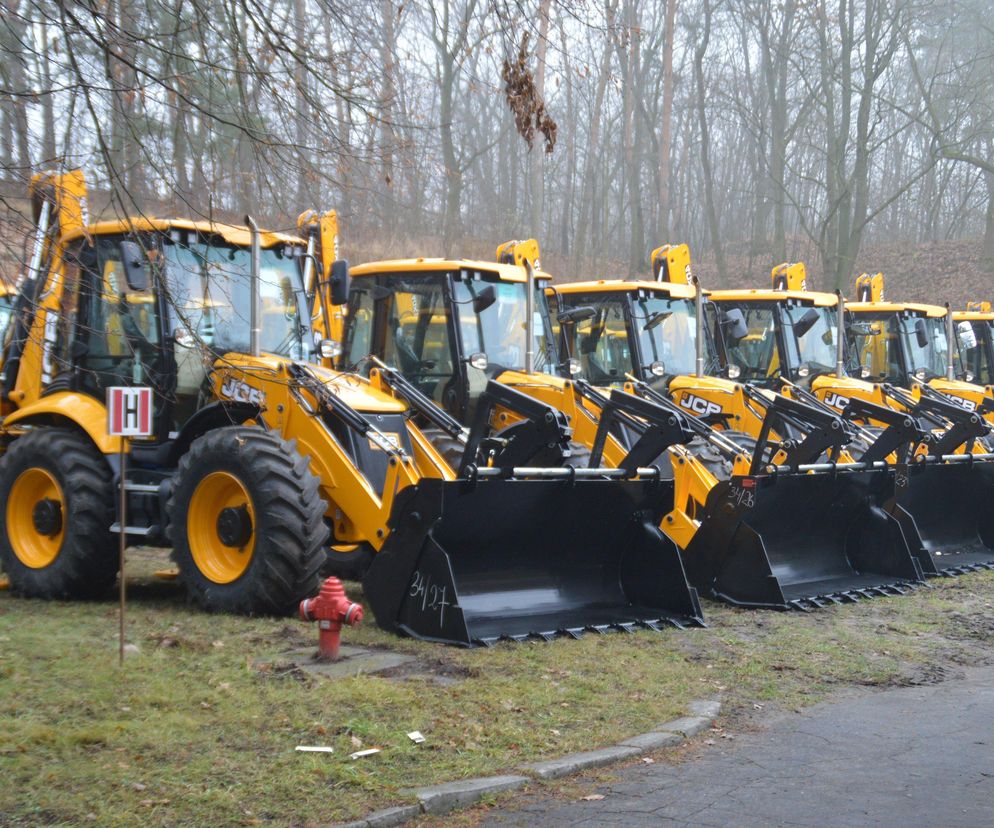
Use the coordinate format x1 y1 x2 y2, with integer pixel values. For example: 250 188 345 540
953 302 994 386
847 273 959 385
547 279 717 389
13 218 313 439
340 257 558 421
710 268 844 390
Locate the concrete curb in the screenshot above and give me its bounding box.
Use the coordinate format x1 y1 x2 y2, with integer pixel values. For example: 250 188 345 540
331 697 721 827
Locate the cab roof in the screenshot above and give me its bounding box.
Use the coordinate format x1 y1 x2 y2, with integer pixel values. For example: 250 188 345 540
62 218 302 249
953 311 994 321
709 288 837 307
350 257 551 283
548 279 696 299
848 301 946 318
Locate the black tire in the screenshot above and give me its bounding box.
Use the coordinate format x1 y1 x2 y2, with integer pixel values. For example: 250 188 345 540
0 428 116 599
420 427 468 471
166 427 328 615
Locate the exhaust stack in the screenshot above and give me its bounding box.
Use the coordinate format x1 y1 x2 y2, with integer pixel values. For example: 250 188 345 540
945 303 955 381
693 276 704 377
836 291 846 378
525 259 535 374
245 214 261 358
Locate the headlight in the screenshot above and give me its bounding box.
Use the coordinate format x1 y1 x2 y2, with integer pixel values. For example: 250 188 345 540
469 352 489 371
567 357 582 376
649 361 666 377
915 368 927 381
860 366 871 379
797 365 810 377
726 364 741 379
965 372 975 383
320 339 343 359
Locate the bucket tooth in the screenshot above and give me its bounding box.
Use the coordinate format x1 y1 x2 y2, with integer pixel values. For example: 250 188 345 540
564 628 585 640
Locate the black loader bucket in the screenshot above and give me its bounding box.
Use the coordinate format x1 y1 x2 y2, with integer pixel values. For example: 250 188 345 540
887 462 994 576
363 477 704 646
683 470 924 610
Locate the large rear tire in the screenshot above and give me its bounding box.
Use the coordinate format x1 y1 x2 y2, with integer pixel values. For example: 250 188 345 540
0 428 116 599
420 427 467 471
167 427 328 615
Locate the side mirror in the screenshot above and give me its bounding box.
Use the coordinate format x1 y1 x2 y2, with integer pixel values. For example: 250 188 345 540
557 305 596 325
721 308 748 342
957 321 977 350
119 240 149 291
793 308 820 338
643 310 671 332
320 339 343 359
472 285 497 314
328 259 350 306
914 318 928 349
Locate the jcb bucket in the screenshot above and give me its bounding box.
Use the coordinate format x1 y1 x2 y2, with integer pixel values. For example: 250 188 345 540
683 470 924 610
363 477 704 646
887 463 994 576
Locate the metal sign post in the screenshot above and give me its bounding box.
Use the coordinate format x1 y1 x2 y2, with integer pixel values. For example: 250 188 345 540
107 387 153 665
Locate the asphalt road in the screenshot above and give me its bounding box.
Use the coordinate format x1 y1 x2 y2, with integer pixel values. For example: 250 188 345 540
482 665 994 827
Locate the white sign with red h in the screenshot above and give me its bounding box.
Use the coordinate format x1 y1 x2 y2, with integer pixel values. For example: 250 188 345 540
107 387 153 437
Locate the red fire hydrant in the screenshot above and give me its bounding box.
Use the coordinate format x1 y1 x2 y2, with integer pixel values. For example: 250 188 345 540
299 577 363 661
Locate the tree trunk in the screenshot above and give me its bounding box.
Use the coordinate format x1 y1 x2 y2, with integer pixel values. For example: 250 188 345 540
657 0 677 242
572 2 615 268
693 0 727 282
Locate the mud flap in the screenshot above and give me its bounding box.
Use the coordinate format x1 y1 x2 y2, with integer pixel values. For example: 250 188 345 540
362 477 704 646
683 470 924 610
888 463 994 576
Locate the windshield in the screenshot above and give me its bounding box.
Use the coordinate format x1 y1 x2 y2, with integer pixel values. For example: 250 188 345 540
631 295 707 377
955 319 992 385
898 314 953 379
560 293 712 387
162 238 310 360
722 305 779 381
566 297 635 387
0 292 14 344
783 305 838 375
453 276 555 373
848 313 903 383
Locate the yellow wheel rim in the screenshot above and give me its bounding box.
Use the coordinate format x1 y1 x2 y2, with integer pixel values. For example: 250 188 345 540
187 471 255 584
7 468 65 569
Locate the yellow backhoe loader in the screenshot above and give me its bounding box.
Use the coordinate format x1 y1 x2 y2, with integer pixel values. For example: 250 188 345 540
329 235 923 610
848 273 994 419
0 171 705 644
709 265 994 576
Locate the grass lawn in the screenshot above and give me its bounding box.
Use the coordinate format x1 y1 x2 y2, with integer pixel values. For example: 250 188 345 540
2 549 993 827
